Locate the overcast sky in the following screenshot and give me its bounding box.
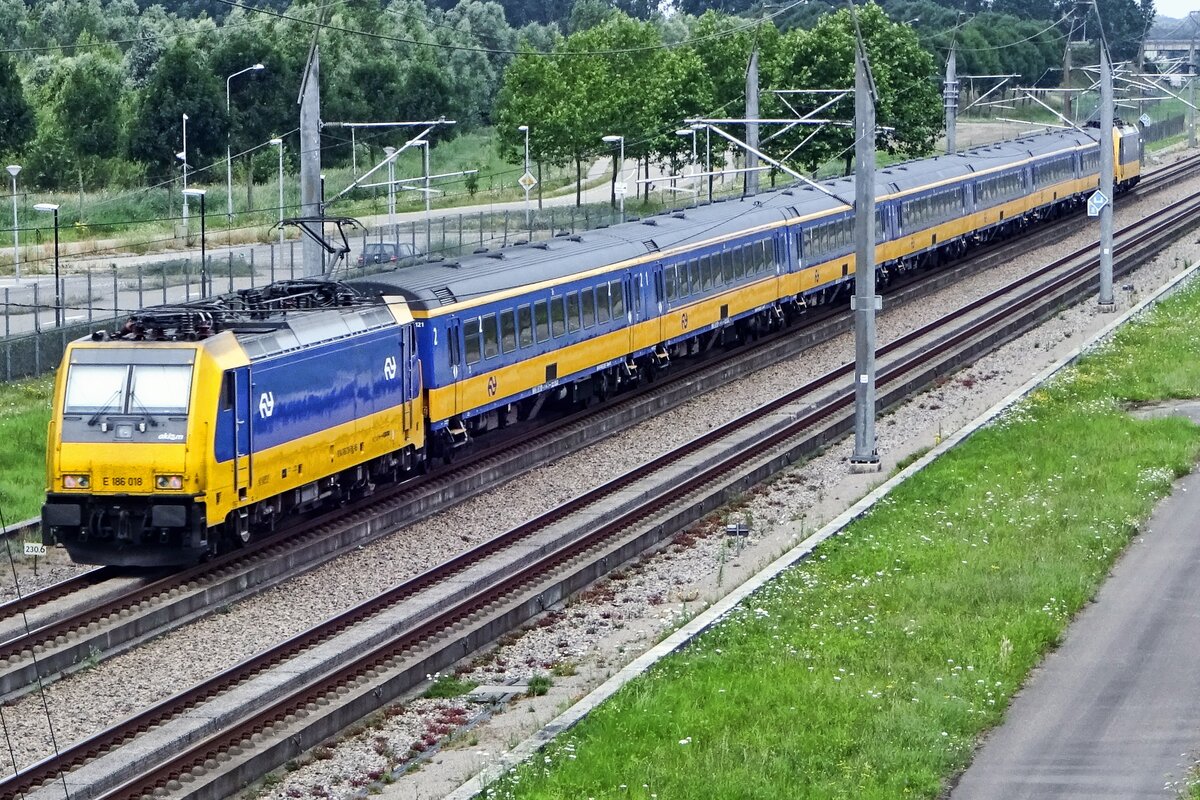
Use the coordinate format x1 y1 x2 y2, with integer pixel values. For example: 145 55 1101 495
1155 0 1199 19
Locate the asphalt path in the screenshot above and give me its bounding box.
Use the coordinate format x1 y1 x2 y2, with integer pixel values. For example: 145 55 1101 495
950 402 1200 798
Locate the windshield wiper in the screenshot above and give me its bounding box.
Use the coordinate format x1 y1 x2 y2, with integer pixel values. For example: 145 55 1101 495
87 390 124 427
127 393 160 427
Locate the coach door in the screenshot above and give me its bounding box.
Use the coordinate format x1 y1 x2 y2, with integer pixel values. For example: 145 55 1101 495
228 367 251 500
447 318 463 416
624 271 649 350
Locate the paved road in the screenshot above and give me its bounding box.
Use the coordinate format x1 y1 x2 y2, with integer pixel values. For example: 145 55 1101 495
950 403 1200 799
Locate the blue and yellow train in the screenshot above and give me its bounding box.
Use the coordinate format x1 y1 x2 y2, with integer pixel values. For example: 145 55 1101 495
43 124 1142 566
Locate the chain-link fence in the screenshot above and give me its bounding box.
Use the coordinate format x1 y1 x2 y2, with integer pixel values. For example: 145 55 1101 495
0 202 638 380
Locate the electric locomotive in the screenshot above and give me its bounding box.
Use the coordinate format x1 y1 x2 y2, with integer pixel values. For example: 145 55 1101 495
42 281 423 566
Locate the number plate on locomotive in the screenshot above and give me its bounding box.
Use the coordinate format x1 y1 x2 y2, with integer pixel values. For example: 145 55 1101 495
101 476 145 487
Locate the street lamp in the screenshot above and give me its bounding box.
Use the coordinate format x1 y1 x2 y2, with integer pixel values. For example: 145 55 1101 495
182 189 208 297
6 164 19 280
516 124 530 225
602 134 625 218
180 113 189 225
270 138 284 250
226 63 265 224
33 203 60 327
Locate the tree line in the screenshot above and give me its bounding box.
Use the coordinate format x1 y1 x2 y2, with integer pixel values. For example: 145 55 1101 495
0 0 1153 198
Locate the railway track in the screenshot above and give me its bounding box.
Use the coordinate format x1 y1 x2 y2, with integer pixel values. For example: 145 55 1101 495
1 154 1197 703
9 164 1200 800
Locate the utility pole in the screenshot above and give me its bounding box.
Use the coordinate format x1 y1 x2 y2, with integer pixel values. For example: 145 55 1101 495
850 34 880 472
1098 43 1115 310
745 46 761 196
1190 12 1198 148
1063 16 1074 123
298 34 323 277
944 46 958 154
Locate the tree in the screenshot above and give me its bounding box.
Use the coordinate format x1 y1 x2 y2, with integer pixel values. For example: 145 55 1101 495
0 53 35 159
129 39 225 181
767 3 942 172
1092 0 1155 62
26 49 128 190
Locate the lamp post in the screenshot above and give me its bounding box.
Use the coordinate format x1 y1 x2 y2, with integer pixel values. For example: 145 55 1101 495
602 134 625 218
6 164 19 280
33 203 60 326
226 64 265 224
182 189 207 297
179 113 190 227
519 124 531 225
270 138 284 250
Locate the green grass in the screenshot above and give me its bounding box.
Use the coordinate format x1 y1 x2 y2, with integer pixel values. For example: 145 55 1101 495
423 674 479 699
0 129 580 265
0 374 53 525
483 281 1200 799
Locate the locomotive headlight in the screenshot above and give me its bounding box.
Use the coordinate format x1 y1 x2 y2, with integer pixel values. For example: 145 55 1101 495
155 475 184 490
62 474 90 489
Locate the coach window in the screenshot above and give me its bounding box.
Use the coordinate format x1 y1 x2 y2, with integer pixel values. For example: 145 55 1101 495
482 313 500 359
551 295 566 337
736 246 748 279
500 309 517 353
596 283 611 323
721 250 734 283
689 259 701 295
567 292 582 333
665 266 677 300
582 288 596 327
610 280 625 319
464 318 483 365
518 304 534 347
534 299 550 342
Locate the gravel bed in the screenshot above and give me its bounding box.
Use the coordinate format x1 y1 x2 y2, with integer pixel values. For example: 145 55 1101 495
4 150 1198 786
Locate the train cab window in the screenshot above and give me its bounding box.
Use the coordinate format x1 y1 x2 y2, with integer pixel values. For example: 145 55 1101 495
518 304 534 347
221 372 235 411
534 300 550 342
610 280 625 319
464 318 483 365
500 309 517 353
582 289 596 327
481 314 500 359
551 296 566 337
567 292 582 333
596 283 611 323
665 267 677 300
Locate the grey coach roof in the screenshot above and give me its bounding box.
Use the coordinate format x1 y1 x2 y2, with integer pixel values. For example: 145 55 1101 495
346 127 1106 314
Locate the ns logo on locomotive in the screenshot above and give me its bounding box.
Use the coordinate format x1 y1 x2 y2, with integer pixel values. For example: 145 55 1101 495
42 124 1142 567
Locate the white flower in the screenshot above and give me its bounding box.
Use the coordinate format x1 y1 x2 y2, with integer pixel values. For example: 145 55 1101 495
679 737 692 745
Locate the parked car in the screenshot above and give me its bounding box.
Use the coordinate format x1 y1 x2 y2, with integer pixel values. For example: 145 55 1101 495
356 242 423 268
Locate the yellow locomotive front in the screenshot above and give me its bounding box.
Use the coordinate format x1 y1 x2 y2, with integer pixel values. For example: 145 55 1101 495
42 339 220 565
